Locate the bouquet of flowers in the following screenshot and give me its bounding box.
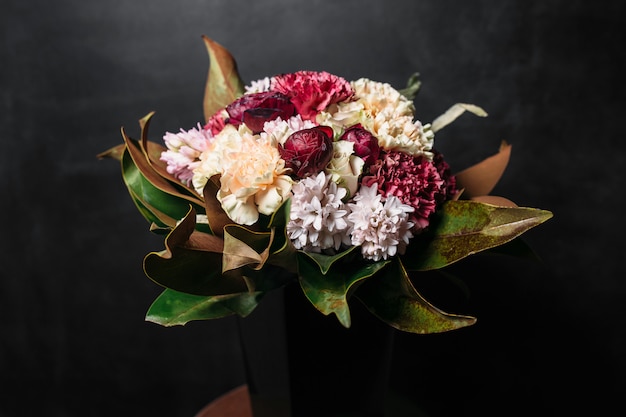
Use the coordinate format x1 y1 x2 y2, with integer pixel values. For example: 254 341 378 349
100 36 552 334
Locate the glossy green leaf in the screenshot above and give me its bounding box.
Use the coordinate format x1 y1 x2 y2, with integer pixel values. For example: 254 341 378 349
122 127 205 208
297 252 390 328
146 288 262 326
122 150 190 227
202 36 245 122
356 258 476 334
298 246 358 275
402 200 553 271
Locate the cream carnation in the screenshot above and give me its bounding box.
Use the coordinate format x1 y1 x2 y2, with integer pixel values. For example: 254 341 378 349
260 115 317 146
193 125 292 225
322 78 434 158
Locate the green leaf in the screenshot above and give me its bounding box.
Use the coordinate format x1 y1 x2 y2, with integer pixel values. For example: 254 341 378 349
146 288 262 326
398 72 421 100
202 36 245 122
122 148 200 226
297 252 390 328
402 200 553 271
298 246 358 275
356 258 476 334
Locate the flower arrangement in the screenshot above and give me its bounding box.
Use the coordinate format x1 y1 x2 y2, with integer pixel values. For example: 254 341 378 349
100 36 552 334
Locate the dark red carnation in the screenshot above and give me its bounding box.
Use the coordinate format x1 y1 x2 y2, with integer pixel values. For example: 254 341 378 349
225 91 295 134
339 124 380 166
362 151 446 230
432 150 458 202
279 126 334 178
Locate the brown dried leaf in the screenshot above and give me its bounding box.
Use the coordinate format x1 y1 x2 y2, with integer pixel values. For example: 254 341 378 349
202 176 233 236
202 36 245 123
455 141 511 198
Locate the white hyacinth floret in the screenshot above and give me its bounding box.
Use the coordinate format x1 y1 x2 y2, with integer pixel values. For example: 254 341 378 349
287 171 352 253
348 184 415 261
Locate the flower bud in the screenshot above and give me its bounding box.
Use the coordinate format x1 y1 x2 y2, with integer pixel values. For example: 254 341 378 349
339 124 380 165
279 126 334 178
226 91 295 134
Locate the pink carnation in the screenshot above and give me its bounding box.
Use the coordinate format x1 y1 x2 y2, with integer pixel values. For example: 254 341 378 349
204 110 227 136
271 71 353 121
362 151 446 231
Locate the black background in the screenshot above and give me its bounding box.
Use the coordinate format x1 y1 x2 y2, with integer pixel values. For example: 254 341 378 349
2 1 625 416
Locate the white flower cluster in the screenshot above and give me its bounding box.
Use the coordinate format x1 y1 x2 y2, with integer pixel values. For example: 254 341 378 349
348 184 415 262
287 172 351 253
287 173 414 261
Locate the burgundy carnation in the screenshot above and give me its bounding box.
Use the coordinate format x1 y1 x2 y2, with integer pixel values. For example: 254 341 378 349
279 126 334 178
362 151 446 230
432 150 458 202
339 124 380 166
225 91 295 134
271 71 353 121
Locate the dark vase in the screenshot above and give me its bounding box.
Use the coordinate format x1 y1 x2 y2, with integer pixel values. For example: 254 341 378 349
237 281 395 417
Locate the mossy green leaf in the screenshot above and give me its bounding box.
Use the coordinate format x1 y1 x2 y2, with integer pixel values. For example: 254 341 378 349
402 200 553 271
356 258 476 334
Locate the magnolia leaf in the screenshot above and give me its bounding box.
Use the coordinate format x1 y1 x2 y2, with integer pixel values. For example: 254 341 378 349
263 199 298 272
202 176 233 236
222 225 273 272
297 252 390 328
97 143 126 161
139 113 203 198
402 200 553 271
122 127 205 206
356 258 476 334
122 150 192 226
298 246 358 275
202 35 245 123
143 208 248 296
431 103 488 133
239 266 296 294
455 141 512 198
146 288 262 326
128 186 178 229
471 195 517 207
398 72 421 100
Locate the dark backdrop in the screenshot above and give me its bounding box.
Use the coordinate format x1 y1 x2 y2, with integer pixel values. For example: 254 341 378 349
2 1 625 416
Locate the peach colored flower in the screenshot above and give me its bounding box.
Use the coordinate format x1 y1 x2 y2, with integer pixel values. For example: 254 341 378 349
193 125 293 225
